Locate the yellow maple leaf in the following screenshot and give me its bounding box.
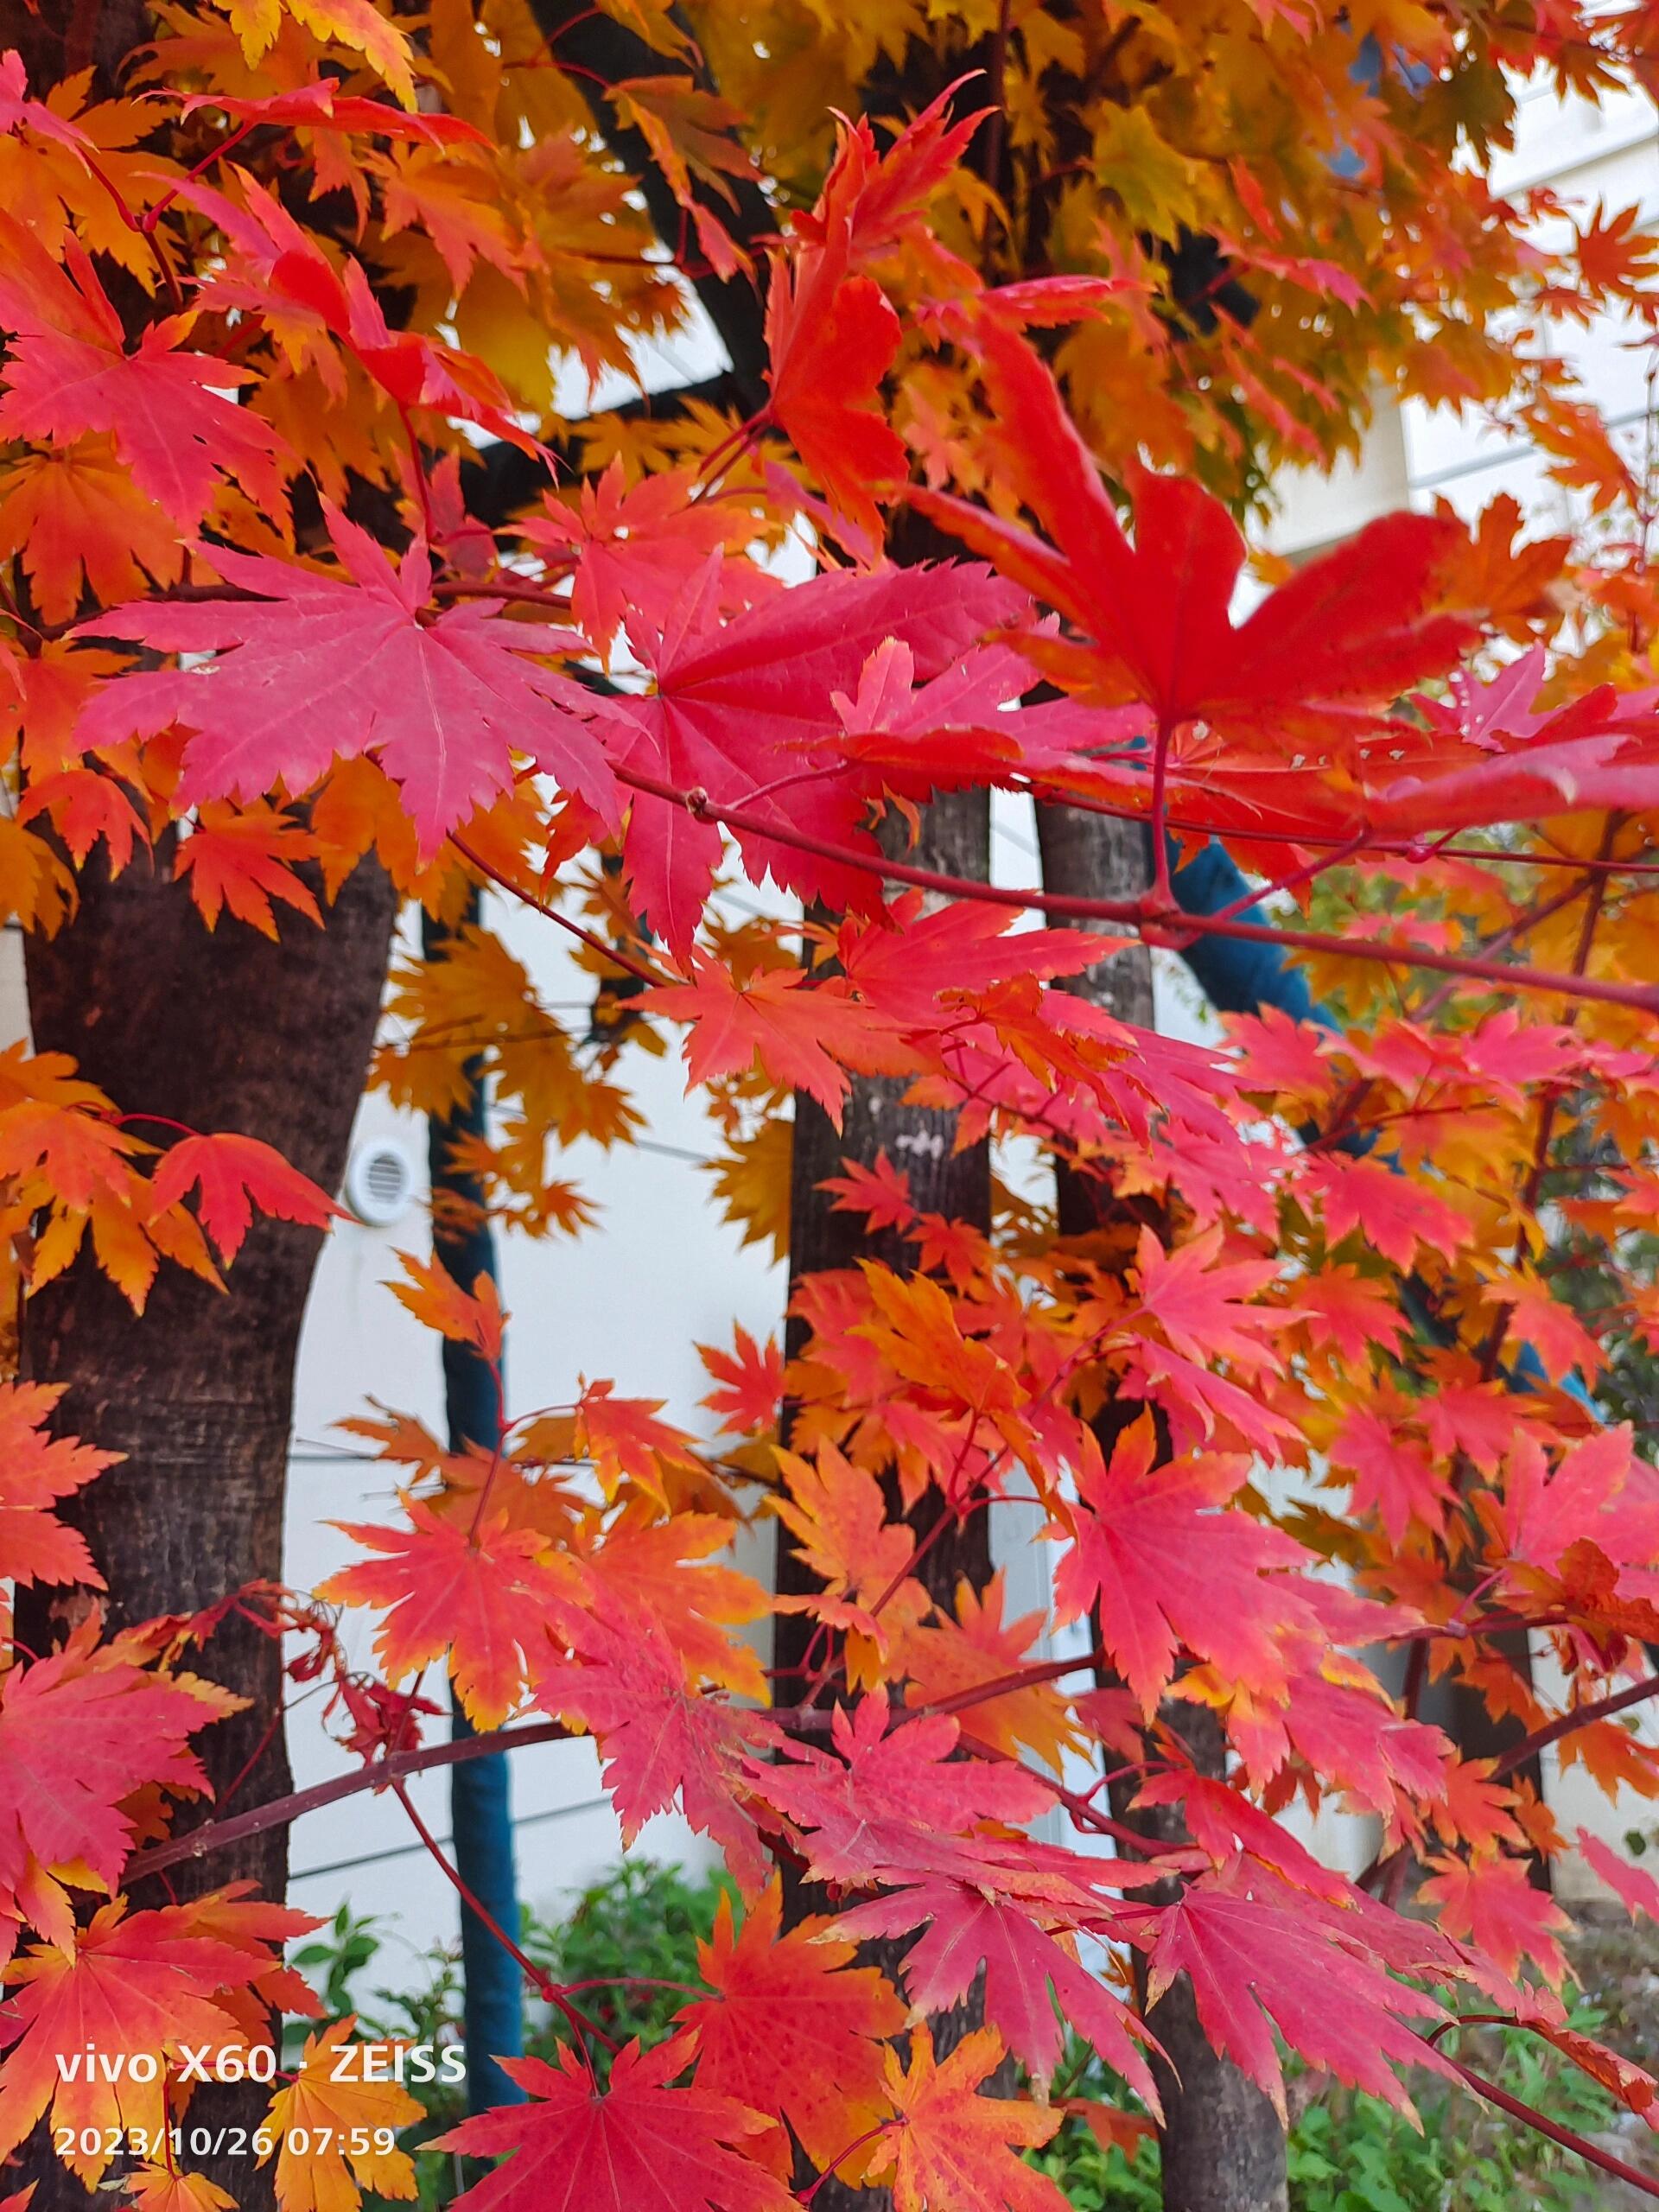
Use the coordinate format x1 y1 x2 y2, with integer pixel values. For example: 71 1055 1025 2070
262 2019 423 2212
125 2166 238 2212
705 1116 794 1266
213 0 416 106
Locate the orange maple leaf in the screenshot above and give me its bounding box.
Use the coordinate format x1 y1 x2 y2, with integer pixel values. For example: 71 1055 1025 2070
867 2024 1065 2212
174 805 323 938
0 1378 116 1589
572 1512 769 1699
124 2167 236 2212
262 2018 423 2212
1420 1851 1572 1985
772 1440 926 1688
573 1377 703 1509
317 1502 566 1728
0 1902 262 2186
389 1251 505 1362
899 1572 1082 1771
677 1881 904 2180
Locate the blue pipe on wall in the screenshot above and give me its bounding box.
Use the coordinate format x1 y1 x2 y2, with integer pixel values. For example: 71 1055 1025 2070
422 903 527 2115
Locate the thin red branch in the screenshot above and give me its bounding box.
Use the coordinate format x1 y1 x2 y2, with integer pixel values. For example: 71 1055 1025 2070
613 767 1659 1016
124 1718 572 1882
391 1778 619 2057
911 1648 1105 1724
800 2120 893 2202
1442 2050 1659 2201
1038 782 1659 874
448 832 665 988
1491 1669 1659 1780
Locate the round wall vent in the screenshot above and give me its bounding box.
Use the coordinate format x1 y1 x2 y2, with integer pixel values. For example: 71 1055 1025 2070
345 1139 417 1228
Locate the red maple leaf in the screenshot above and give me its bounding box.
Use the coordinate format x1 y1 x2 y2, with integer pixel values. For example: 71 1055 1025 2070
428 2033 795 2211
792 84 988 266
1052 1413 1311 1715
676 1880 905 2177
1578 1827 1659 1923
176 78 488 148
1262 1668 1450 1817
518 461 741 656
913 315 1473 743
183 170 539 454
835 892 1112 1027
0 1628 218 1906
648 955 904 1128
1128 1869 1452 2120
698 1326 785 1437
764 263 904 539
1331 1399 1454 1545
609 560 1023 948
754 1689 1053 1886
842 1876 1159 2099
1300 1154 1474 1271
538 1601 781 1892
78 506 620 855
1497 1425 1659 1575
1129 1224 1285 1375
147 1132 343 1266
0 49 97 159
1293 1267 1411 1365
764 92 995 537
0 215 289 531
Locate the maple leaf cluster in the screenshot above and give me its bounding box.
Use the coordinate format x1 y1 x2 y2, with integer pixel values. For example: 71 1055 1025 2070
10 7 1659 2212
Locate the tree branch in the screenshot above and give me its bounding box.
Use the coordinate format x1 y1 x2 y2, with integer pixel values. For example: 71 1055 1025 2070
1442 2050 1659 2202
1491 1669 1659 1781
610 766 1659 1017
124 1719 573 1883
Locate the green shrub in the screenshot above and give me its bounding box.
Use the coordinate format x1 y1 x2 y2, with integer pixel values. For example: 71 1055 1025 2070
1030 2013 1624 2212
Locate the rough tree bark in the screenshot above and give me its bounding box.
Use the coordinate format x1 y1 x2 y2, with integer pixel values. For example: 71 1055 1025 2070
779 785 995 1606
14 848 396 2208
1039 806 1290 2212
773 787 995 2211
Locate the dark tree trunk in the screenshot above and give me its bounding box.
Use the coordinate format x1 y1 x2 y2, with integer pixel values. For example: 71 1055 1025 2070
779 785 995 1669
1039 806 1289 2212
776 789 996 2210
13 849 395 2208
1120 1708 1294 2212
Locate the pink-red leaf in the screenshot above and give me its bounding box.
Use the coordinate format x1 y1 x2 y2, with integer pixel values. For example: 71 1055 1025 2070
429 2034 794 2212
78 508 619 854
